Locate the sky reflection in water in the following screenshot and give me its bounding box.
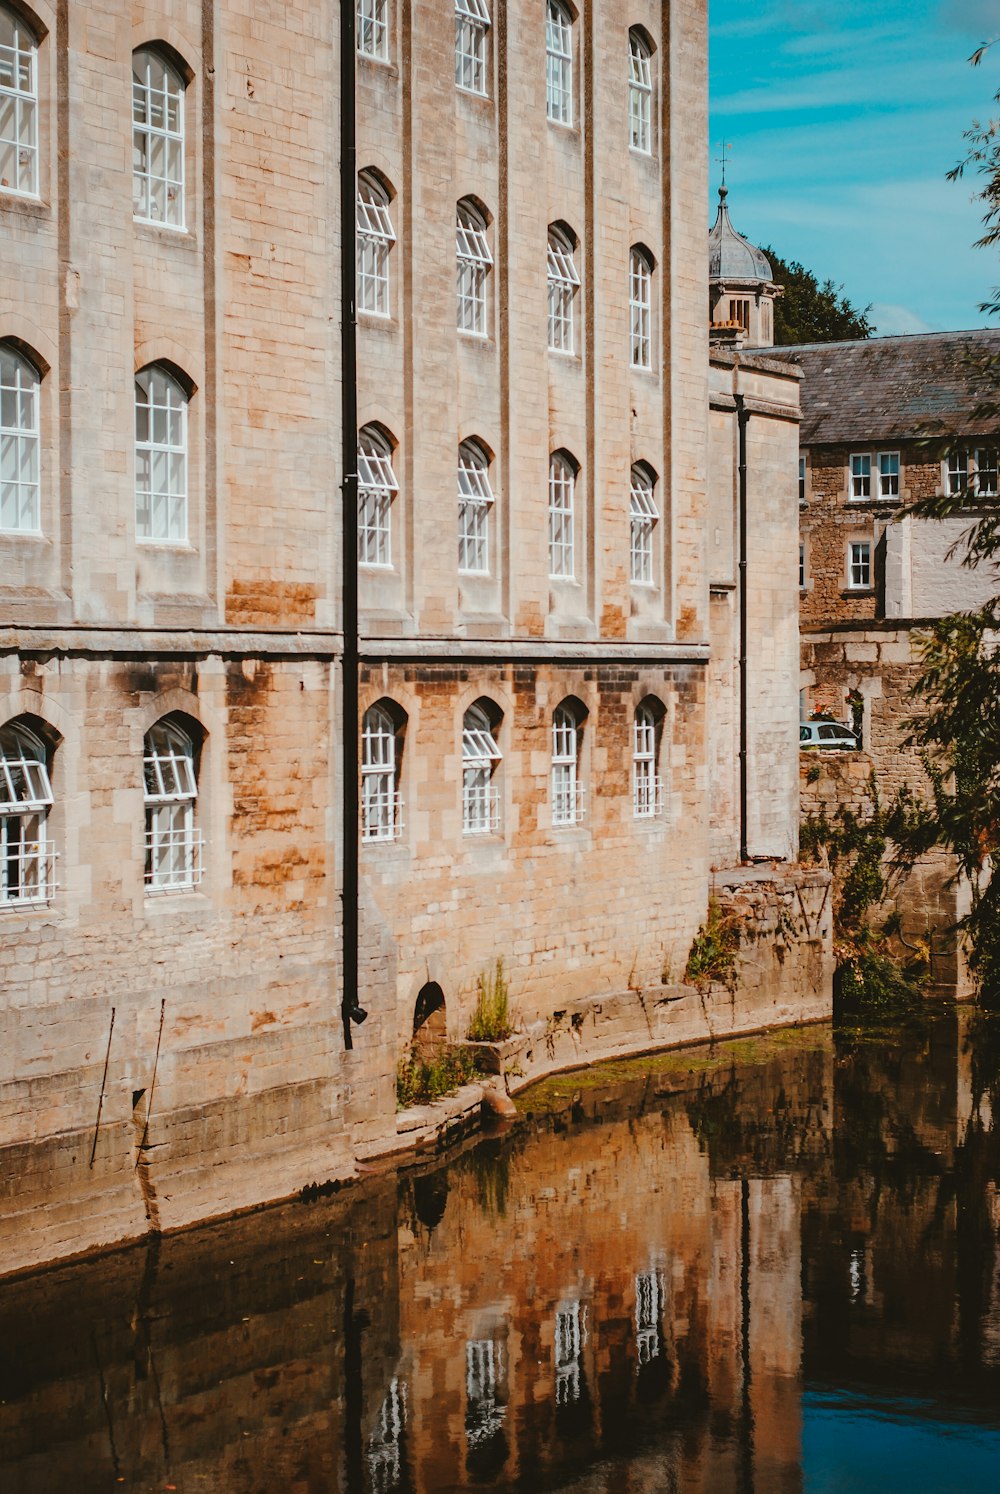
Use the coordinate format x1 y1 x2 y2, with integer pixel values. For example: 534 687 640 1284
2 1010 1000 1493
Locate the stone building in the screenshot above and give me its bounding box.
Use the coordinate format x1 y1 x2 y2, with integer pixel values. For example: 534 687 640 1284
767 329 1000 988
0 0 806 1275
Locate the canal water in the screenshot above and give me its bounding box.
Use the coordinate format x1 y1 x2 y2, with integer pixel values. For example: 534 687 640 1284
2 1009 1000 1493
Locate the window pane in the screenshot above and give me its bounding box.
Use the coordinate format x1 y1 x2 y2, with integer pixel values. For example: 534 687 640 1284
133 48 185 228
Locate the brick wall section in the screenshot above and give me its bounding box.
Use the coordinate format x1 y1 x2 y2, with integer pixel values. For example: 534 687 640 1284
799 441 997 629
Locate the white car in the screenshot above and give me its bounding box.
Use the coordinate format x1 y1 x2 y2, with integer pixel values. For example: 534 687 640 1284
799 720 858 750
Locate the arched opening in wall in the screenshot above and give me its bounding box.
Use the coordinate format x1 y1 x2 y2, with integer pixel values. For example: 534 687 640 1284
413 981 447 1061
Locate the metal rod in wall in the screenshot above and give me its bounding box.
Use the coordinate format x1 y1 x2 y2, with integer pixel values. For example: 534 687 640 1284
736 391 750 866
340 0 359 1049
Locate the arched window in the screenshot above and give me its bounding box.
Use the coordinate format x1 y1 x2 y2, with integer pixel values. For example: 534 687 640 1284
357 172 395 317
628 30 653 154
546 0 573 125
629 247 653 370
0 5 38 196
551 701 584 827
630 463 658 585
362 702 402 842
633 700 663 819
358 0 389 61
132 48 185 227
357 425 398 568
462 702 501 836
547 225 579 354
1 720 54 906
0 343 40 533
458 439 494 575
144 718 202 892
548 450 576 580
456 0 490 95
456 200 492 336
135 365 188 543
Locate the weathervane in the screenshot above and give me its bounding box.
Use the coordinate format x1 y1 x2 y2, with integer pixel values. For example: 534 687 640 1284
716 141 733 190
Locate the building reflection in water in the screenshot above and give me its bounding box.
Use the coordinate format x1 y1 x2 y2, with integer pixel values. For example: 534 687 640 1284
4 1012 1000 1493
368 1376 408 1494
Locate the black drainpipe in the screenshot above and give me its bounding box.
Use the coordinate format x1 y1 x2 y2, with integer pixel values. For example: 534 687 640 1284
736 389 749 866
340 2 359 1049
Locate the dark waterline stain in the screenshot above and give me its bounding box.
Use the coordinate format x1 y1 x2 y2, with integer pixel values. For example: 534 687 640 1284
2 1010 1000 1493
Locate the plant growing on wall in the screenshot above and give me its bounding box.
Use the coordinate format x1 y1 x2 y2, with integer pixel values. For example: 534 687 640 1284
395 1046 481 1110
684 898 743 991
800 771 930 1011
467 957 514 1043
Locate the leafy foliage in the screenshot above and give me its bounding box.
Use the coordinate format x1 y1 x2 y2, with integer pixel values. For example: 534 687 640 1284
396 1046 480 1109
684 898 743 990
466 957 513 1042
800 772 930 1013
888 47 1000 1000
760 246 874 345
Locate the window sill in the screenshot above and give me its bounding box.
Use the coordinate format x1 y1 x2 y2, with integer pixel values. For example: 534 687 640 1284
137 539 194 552
0 527 45 542
841 588 875 598
143 888 210 915
0 191 48 219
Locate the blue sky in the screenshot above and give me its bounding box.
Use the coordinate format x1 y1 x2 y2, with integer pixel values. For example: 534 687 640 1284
709 0 999 334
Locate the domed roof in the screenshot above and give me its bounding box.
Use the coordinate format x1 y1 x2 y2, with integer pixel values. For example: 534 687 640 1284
708 186 773 284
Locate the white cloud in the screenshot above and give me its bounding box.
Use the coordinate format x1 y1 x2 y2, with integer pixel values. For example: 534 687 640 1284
936 0 1000 37
869 303 936 335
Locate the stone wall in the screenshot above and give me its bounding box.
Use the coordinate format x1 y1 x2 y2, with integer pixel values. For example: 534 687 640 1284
0 648 364 1278
708 352 801 865
799 748 971 997
799 442 996 630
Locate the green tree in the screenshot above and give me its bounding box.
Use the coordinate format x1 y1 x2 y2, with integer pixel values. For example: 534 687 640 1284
895 50 1000 999
760 246 874 345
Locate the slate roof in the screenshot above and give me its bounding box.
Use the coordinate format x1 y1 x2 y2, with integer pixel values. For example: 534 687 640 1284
762 329 1000 445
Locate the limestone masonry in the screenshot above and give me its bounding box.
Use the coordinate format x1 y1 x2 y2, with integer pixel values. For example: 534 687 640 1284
0 0 814 1276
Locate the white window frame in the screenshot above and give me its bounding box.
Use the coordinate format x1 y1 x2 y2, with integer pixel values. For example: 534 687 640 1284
455 0 490 96
849 453 870 501
132 48 185 229
798 454 806 505
632 704 662 820
0 5 37 197
799 542 806 589
143 719 203 894
135 365 188 544
1 721 55 908
358 426 398 568
548 451 576 580
629 248 652 371
975 447 999 498
547 226 579 354
357 173 395 318
362 704 402 843
0 343 40 534
551 704 584 827
458 440 494 575
358 0 389 61
628 30 652 154
635 1269 662 1365
545 0 573 126
947 449 969 497
456 200 493 337
878 450 900 501
466 1338 507 1446
462 704 501 836
629 465 658 586
848 540 871 590
555 1300 587 1406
